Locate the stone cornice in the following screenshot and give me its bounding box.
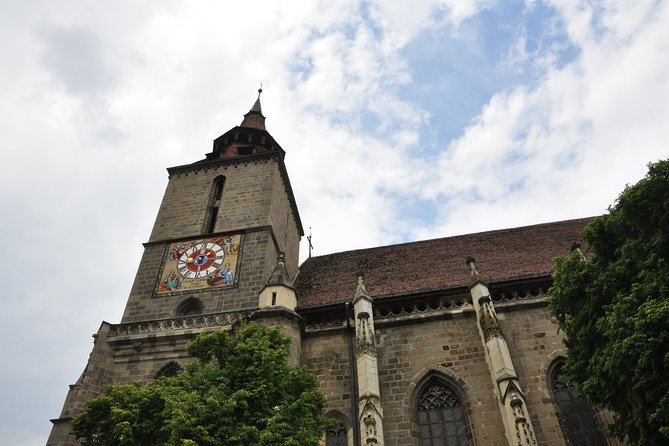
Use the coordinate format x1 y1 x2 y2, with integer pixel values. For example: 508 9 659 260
108 310 252 338
166 151 281 175
143 225 275 248
250 306 303 324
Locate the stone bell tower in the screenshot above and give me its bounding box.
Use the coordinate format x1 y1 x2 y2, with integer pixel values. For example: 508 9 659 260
48 90 304 445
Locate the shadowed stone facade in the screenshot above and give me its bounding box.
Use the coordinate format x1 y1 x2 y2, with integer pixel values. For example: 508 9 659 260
48 96 624 446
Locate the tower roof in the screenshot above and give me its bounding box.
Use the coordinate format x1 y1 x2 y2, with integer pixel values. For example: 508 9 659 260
265 253 293 288
203 88 282 161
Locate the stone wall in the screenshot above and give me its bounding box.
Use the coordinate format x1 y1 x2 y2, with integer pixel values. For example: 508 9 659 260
121 154 300 323
302 330 355 425
303 300 601 446
497 305 568 445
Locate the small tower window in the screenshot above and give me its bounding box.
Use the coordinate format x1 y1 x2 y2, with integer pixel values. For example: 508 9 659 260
271 292 277 306
237 146 256 156
205 176 225 233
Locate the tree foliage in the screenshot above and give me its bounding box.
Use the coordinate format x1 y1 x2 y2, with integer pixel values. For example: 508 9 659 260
549 159 669 445
71 322 330 446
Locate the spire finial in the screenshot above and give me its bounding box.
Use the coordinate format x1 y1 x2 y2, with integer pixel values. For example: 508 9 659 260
355 271 369 299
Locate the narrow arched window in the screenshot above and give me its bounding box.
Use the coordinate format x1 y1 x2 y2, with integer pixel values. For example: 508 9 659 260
550 361 607 445
205 176 225 233
325 424 347 446
417 379 471 446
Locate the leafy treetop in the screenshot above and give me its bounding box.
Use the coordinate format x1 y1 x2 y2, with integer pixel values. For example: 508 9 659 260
71 322 331 446
549 159 669 445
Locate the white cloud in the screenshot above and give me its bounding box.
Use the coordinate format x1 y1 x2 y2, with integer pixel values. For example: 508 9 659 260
403 0 669 241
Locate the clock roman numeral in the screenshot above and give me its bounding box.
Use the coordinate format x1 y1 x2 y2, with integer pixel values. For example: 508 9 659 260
177 266 192 278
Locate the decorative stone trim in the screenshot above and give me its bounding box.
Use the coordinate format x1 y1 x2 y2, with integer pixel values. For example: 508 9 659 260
356 312 376 357
374 295 472 320
167 152 279 176
108 310 251 337
303 316 347 332
478 295 504 342
510 393 537 446
362 413 379 444
490 285 548 302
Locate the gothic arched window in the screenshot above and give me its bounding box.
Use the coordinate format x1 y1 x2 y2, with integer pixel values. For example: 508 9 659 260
550 361 607 446
325 424 347 446
417 379 471 446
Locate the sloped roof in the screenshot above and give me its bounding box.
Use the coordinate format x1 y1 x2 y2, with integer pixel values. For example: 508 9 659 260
294 217 593 308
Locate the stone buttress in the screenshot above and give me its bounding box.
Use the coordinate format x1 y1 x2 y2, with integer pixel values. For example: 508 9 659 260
353 273 385 446
467 257 538 446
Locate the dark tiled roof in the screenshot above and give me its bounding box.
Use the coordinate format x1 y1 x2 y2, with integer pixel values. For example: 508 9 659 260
294 217 594 308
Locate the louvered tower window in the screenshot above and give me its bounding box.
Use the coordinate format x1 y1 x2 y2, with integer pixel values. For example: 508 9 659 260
550 361 607 445
205 176 225 233
417 380 471 446
325 424 347 446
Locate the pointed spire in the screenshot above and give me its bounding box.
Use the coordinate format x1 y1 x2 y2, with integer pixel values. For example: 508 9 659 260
240 85 266 130
265 252 292 287
251 86 262 114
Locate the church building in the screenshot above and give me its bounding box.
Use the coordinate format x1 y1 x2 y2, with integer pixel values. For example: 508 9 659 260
48 93 623 446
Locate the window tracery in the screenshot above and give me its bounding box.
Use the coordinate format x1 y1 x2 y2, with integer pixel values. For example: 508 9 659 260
325 424 347 446
417 379 471 446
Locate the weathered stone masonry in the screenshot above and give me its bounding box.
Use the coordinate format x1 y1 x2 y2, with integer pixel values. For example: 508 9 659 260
49 95 623 446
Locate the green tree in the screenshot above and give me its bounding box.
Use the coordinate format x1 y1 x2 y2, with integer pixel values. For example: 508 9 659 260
71 322 331 446
549 159 669 445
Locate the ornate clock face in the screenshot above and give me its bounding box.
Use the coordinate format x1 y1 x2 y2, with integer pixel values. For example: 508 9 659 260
177 242 225 279
155 234 244 297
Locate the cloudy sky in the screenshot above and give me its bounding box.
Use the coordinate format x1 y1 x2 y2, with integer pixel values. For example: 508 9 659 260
1 0 667 444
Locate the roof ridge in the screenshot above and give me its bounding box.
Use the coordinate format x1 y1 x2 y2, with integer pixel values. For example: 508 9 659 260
302 216 596 262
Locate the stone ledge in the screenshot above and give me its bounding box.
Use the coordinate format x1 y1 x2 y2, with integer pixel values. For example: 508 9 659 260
50 416 73 425
108 310 252 338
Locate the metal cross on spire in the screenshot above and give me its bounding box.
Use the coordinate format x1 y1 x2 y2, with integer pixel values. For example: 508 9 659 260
307 227 314 258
